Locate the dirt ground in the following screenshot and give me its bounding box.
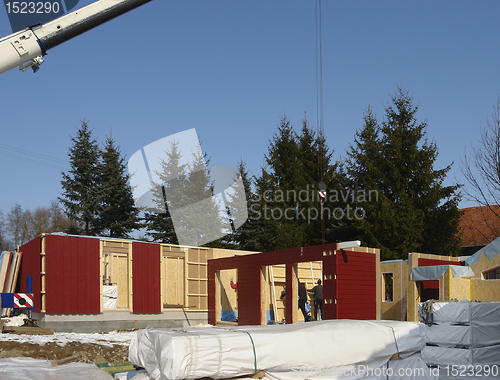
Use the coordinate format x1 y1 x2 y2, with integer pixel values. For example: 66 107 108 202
0 317 131 364
0 340 130 363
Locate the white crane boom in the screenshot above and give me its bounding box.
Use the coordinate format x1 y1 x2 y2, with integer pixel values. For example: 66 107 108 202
0 0 152 75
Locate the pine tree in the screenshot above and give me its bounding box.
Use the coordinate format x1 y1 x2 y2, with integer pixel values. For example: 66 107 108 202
251 116 343 251
59 120 101 235
345 88 462 259
96 136 140 238
180 148 226 247
298 120 345 246
144 139 186 244
224 159 257 250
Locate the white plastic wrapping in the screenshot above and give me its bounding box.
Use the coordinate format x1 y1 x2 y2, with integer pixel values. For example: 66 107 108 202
129 320 426 380
262 354 437 380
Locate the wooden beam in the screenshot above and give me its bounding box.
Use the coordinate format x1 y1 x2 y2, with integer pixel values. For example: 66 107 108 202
260 267 266 325
268 266 278 323
2 326 54 335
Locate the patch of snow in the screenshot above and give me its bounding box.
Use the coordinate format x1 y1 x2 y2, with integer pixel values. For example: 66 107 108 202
0 330 136 346
2 315 26 327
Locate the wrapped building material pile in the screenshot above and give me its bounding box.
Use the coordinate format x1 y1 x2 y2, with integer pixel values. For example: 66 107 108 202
420 300 500 379
129 320 436 380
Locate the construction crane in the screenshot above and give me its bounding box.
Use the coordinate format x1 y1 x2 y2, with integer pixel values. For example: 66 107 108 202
0 0 153 75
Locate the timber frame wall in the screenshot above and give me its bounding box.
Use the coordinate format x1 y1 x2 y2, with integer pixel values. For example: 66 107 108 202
208 243 381 326
381 250 500 322
18 233 255 315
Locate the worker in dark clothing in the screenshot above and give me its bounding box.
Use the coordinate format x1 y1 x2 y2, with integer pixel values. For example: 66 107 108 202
308 279 323 320
298 282 309 321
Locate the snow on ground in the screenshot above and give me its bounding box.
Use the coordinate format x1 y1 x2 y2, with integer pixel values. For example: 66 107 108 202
0 318 135 347
2 315 26 327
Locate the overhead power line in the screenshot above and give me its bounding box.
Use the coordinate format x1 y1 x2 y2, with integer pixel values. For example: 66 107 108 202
0 143 69 171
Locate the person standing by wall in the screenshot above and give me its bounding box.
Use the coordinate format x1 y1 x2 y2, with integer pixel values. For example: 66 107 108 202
298 282 308 321
308 279 323 320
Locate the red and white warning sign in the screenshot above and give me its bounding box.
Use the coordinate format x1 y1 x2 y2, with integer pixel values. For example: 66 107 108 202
319 191 326 198
13 293 34 308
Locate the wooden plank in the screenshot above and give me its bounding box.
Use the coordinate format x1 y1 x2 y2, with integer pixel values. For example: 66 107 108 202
51 356 79 366
3 251 22 317
2 326 55 335
0 251 12 292
216 320 238 326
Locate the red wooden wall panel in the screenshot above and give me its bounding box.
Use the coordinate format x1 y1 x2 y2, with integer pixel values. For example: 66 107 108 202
132 242 161 314
336 250 377 320
45 235 100 314
236 266 261 325
18 236 42 312
322 253 337 320
418 258 461 267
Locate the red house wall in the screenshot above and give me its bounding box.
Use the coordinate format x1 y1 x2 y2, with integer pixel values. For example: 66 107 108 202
132 242 161 314
45 235 100 314
19 236 42 312
336 250 377 319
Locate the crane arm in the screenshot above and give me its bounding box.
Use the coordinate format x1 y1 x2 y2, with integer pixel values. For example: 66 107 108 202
0 0 152 75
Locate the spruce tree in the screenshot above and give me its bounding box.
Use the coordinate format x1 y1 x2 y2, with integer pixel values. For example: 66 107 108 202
59 120 100 235
181 148 226 248
251 116 343 251
144 139 185 244
97 136 140 238
224 159 258 250
345 88 462 259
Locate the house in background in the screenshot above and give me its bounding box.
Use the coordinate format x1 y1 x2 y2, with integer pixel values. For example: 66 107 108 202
459 205 500 256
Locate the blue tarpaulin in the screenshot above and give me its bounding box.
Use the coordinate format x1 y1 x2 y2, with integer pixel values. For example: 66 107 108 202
411 265 475 281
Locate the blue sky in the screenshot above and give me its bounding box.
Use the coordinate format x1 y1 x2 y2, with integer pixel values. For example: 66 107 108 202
1 0 499 217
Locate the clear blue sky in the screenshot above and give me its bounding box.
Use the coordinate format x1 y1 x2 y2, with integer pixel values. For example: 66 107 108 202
1 0 499 216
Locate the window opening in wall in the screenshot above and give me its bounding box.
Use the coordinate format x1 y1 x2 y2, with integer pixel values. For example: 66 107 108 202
382 273 394 302
483 265 500 280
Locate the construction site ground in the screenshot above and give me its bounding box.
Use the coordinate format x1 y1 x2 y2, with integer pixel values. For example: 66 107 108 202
0 315 131 364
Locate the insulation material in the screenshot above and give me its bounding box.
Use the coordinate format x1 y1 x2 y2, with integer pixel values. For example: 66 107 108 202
0 357 113 380
422 345 500 366
418 301 470 325
103 285 118 298
103 285 118 309
425 323 500 348
103 297 118 309
424 325 471 347
419 300 500 325
129 320 426 380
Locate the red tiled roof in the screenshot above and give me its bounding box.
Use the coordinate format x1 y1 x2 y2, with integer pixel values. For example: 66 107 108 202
459 205 500 246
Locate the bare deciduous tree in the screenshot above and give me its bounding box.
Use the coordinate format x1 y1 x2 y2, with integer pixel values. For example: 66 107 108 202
460 99 500 237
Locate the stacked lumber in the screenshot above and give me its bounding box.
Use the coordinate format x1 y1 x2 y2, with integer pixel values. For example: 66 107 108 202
0 250 22 317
